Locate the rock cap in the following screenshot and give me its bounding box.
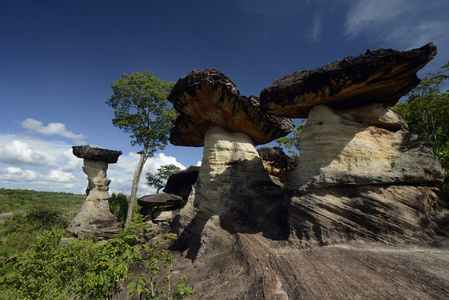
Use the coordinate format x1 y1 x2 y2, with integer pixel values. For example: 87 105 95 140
260 43 437 118
168 69 294 147
72 145 122 163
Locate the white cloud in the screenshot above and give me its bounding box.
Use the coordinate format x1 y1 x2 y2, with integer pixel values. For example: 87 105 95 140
22 118 86 144
343 0 449 53
0 140 59 167
309 15 322 42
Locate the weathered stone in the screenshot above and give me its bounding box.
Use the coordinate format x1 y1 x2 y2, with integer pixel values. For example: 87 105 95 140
257 146 299 183
137 193 184 216
163 165 200 199
168 69 294 146
284 103 445 245
171 126 288 259
286 104 445 192
260 43 437 117
67 158 121 239
72 145 122 163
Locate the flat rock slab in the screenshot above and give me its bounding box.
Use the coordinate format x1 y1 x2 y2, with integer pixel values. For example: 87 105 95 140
137 193 184 209
260 43 437 117
72 145 122 163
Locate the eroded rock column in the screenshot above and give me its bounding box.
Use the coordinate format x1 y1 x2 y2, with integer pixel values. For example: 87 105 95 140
67 145 122 239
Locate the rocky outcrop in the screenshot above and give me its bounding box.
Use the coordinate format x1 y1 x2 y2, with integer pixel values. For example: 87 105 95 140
171 126 288 259
137 193 184 222
260 43 437 117
168 68 294 146
257 146 299 183
163 165 200 200
67 146 122 239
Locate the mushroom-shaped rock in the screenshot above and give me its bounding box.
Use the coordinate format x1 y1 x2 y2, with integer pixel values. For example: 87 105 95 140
260 43 437 117
169 68 294 146
67 146 122 239
72 145 122 163
137 193 184 219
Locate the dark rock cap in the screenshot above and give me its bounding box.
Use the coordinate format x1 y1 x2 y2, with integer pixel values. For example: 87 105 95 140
260 43 437 118
72 145 122 163
137 193 184 209
168 69 294 147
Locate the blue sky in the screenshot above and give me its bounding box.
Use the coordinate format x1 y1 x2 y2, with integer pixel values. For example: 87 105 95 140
1 0 449 195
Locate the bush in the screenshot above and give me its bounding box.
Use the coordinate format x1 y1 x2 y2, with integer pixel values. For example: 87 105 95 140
109 192 129 223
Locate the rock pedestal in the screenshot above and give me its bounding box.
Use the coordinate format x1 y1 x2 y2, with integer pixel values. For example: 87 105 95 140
172 126 288 259
67 146 122 239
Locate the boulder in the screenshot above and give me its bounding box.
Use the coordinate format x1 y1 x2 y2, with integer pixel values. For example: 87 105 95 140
285 103 445 245
67 147 122 239
257 146 299 183
163 165 200 199
171 126 288 260
168 68 294 146
260 43 437 117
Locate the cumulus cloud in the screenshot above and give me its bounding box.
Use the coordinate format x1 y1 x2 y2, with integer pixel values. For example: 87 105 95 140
22 118 86 144
0 167 75 184
0 140 59 167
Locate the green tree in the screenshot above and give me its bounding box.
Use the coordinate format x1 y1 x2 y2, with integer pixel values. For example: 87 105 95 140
394 61 449 205
146 164 182 193
275 121 305 156
106 71 177 230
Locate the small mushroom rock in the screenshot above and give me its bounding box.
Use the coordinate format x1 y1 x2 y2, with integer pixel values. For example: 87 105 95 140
168 68 294 146
67 145 122 239
137 193 184 222
260 43 437 118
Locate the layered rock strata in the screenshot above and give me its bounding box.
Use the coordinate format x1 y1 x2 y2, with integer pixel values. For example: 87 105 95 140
171 126 288 259
286 104 444 245
67 146 122 238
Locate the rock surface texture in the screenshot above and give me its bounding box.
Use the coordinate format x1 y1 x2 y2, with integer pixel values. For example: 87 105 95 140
257 146 299 183
168 68 294 146
163 165 200 200
260 43 437 117
132 44 449 300
171 126 288 260
67 146 122 238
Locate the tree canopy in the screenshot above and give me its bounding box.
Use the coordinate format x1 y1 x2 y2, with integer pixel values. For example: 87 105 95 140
394 61 449 206
106 71 177 229
146 164 182 193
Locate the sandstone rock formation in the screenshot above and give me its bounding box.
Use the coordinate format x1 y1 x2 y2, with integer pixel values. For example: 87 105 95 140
259 44 445 246
167 69 293 259
67 145 122 238
260 43 437 117
135 44 449 300
163 165 200 200
257 146 299 183
168 68 294 146
137 193 184 222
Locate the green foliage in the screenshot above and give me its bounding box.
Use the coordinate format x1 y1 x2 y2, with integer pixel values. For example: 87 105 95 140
0 188 84 215
109 192 129 223
126 233 194 300
106 70 176 152
0 213 193 299
275 121 306 156
147 164 183 193
394 61 449 206
106 70 177 230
